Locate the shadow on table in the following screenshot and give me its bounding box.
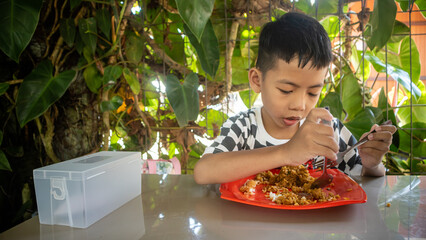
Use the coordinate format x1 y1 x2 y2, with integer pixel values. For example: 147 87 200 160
39 195 145 240
194 177 405 240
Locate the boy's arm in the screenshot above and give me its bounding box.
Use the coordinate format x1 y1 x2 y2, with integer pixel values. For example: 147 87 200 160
194 145 290 184
358 124 397 177
194 108 338 184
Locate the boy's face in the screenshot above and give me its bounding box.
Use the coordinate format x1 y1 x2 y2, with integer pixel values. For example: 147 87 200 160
249 58 328 136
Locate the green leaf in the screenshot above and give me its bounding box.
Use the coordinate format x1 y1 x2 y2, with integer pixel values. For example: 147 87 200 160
350 49 371 81
215 55 249 84
338 65 363 120
294 0 338 20
319 92 343 120
123 68 141 95
398 37 421 85
376 37 420 86
96 8 111 40
377 88 399 149
399 122 426 159
239 26 257 64
321 16 340 41
70 0 82 10
60 18 76 48
100 96 124 112
231 56 250 85
165 73 200 127
377 88 398 126
175 0 215 42
168 142 178 159
416 0 426 18
142 80 160 100
103 65 123 85
74 33 84 54
184 20 220 78
294 0 311 13
0 150 12 172
366 0 397 51
397 81 426 125
83 64 102 93
239 90 258 109
151 13 185 64
198 109 228 138
395 0 414 11
0 83 9 96
345 107 377 140
365 53 421 100
388 20 410 43
78 18 97 56
125 31 144 64
16 60 76 127
0 0 43 62
307 0 339 20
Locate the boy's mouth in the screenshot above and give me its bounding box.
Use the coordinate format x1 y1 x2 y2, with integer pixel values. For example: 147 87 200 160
283 116 300 126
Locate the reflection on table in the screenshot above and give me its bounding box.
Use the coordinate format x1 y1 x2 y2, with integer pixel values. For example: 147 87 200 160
0 174 425 240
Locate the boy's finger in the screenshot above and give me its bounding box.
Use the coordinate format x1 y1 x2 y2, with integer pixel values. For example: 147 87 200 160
313 135 339 153
305 108 333 124
317 145 338 161
375 125 397 134
359 142 390 153
367 131 393 144
312 123 335 136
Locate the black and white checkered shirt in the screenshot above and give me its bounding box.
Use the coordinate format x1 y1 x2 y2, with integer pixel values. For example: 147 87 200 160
203 107 363 175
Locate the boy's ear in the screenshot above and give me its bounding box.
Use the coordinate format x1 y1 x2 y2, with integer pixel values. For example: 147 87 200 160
248 68 262 93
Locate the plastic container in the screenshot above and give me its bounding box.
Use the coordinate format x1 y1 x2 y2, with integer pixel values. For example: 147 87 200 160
33 151 141 228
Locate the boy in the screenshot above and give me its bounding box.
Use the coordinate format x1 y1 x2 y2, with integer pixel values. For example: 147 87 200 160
194 12 396 184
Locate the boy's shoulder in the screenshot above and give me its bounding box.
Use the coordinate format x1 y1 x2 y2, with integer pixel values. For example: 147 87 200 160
225 107 260 125
228 108 256 120
221 108 261 133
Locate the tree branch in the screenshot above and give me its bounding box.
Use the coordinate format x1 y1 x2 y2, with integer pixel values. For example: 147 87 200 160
142 30 192 76
159 0 179 14
36 110 60 163
225 20 240 94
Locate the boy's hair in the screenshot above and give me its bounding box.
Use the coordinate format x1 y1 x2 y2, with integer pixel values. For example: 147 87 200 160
256 12 332 74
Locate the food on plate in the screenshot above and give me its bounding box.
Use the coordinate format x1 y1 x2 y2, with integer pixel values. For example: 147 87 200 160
240 165 340 205
240 179 258 195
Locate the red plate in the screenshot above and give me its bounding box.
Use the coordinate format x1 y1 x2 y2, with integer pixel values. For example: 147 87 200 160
220 168 367 210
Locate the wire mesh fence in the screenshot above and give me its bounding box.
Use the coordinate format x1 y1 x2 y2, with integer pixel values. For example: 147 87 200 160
138 0 425 174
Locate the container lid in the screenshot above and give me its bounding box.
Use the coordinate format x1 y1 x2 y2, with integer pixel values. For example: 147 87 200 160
33 151 140 180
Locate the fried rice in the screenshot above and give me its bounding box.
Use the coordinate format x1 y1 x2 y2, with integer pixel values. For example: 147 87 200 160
240 165 340 206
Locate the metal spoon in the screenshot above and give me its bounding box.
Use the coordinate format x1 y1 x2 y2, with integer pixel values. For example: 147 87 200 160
312 120 393 169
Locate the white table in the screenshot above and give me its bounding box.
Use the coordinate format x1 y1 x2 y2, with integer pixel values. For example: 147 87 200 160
1 174 425 239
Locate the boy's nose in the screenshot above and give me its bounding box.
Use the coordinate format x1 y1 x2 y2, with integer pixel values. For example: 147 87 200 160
288 95 306 111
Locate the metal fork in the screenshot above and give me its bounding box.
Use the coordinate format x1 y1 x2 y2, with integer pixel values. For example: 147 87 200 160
311 120 393 169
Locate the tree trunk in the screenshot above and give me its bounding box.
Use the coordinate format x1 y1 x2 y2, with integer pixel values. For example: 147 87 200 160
52 71 102 161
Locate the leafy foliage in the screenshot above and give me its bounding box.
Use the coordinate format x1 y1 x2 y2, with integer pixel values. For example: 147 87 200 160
175 0 215 42
366 0 397 51
0 0 43 62
16 60 76 127
166 73 200 127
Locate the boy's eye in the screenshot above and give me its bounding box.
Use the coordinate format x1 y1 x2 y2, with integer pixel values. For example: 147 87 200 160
308 93 319 97
279 89 292 94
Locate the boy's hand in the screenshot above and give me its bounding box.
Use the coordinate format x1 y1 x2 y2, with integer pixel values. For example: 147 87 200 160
283 108 338 165
358 123 397 169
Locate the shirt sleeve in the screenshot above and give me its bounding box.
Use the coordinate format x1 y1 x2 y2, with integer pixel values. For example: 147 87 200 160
203 115 246 155
334 119 363 176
